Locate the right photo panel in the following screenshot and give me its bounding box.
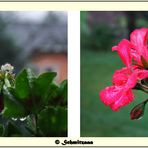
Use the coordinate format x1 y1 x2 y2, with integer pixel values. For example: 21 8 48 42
81 11 148 137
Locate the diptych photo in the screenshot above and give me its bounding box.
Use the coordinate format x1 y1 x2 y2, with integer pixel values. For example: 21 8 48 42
81 11 148 137
1 9 148 141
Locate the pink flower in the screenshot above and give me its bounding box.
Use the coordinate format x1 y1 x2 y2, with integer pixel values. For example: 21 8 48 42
100 67 138 111
99 28 148 111
100 68 148 111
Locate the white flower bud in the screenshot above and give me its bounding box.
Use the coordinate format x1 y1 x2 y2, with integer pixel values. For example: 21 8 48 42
1 63 14 74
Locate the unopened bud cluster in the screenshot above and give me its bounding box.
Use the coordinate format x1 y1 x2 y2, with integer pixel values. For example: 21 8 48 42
1 63 14 74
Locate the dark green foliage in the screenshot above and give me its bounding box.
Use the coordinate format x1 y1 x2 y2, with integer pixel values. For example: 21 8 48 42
38 106 67 136
34 72 57 103
0 124 4 136
81 11 148 52
0 68 67 137
4 121 22 136
81 12 116 51
2 86 27 118
85 24 115 51
15 69 30 100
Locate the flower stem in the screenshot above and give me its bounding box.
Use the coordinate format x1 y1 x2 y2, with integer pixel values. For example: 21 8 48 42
140 84 148 90
139 87 148 94
34 114 39 136
135 82 148 94
4 73 11 87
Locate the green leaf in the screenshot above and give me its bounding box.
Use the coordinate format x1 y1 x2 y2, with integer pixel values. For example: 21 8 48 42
25 115 36 134
4 121 22 137
2 86 27 118
0 94 4 112
34 72 56 106
46 84 59 102
38 106 67 136
0 81 4 93
26 68 36 90
59 80 67 104
15 69 30 100
0 124 4 136
47 80 67 106
34 72 56 99
20 72 57 114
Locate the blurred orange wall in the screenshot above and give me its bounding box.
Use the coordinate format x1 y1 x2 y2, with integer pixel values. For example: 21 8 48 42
31 53 67 83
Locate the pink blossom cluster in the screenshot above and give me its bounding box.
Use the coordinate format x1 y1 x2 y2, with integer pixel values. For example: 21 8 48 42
100 28 148 111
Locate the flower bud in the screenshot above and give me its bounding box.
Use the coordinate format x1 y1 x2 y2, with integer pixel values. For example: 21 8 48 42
130 100 148 120
1 63 14 74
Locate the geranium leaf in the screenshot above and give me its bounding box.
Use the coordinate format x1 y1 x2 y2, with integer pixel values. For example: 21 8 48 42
38 106 67 136
0 124 4 136
4 121 22 136
59 80 67 104
2 86 27 118
34 72 56 98
15 69 30 100
46 83 59 104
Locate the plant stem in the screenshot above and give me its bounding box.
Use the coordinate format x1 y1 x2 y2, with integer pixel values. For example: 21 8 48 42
139 87 148 94
4 73 11 87
140 84 148 90
136 82 148 94
34 114 38 136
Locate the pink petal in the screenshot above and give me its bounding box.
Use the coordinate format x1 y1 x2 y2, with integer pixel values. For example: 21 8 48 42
130 28 148 48
125 71 138 89
110 89 134 111
131 49 142 65
137 69 148 80
130 28 148 62
112 66 138 89
100 86 122 106
100 86 134 111
112 39 132 69
112 67 129 86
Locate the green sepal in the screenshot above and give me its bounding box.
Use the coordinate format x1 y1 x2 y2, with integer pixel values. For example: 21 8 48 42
130 99 148 120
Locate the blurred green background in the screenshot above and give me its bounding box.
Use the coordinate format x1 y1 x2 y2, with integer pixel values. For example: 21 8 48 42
81 11 148 137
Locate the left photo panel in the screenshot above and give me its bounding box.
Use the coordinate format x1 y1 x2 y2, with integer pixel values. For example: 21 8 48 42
0 11 67 137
